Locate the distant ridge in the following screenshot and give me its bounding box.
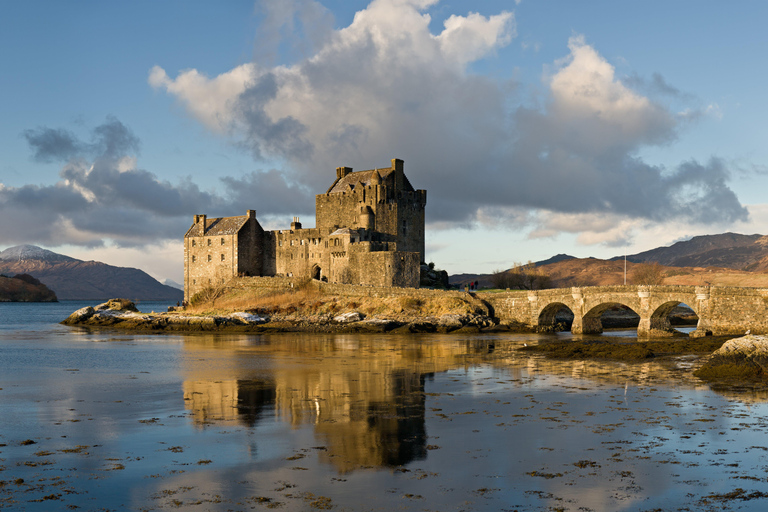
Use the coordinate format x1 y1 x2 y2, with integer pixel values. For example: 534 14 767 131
611 233 768 271
534 254 577 267
449 233 768 288
0 245 183 301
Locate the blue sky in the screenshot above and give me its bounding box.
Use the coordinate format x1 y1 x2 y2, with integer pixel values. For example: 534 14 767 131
2 0 768 283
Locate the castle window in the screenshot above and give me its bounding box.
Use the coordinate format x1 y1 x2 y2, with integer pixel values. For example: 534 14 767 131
221 254 225 261
207 255 212 262
221 238 225 245
192 240 196 247
193 279 196 284
207 239 211 246
290 240 294 246
279 241 282 247
300 239 305 245
192 255 196 263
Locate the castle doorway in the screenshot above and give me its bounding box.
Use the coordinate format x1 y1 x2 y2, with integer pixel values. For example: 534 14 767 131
312 265 321 281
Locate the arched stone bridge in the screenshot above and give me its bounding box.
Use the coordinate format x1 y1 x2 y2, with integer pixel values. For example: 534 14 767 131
480 285 768 338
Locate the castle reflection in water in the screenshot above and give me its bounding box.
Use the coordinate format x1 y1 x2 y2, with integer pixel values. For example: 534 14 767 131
180 335 498 472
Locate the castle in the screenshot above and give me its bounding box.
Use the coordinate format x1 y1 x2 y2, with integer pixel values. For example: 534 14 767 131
184 158 427 302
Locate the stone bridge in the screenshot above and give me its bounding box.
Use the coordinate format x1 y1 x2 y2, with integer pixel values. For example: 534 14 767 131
480 285 768 338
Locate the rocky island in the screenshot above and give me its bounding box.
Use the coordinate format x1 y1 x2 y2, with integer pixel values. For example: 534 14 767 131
0 273 57 302
62 290 501 334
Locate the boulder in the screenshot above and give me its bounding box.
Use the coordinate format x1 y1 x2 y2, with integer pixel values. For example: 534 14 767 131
230 312 267 324
95 298 138 312
333 312 364 323
694 335 768 380
63 306 95 324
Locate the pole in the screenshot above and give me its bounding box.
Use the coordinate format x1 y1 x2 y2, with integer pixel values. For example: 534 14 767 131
624 253 626 285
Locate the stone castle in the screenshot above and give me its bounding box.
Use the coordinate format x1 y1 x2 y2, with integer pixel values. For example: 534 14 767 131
184 158 426 302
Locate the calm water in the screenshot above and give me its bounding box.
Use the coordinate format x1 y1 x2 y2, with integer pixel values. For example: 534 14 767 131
2 303 768 511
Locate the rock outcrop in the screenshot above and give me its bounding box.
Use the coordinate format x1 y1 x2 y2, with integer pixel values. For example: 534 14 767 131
694 335 768 380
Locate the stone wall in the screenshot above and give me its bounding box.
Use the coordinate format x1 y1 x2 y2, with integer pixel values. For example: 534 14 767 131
707 287 768 335
185 233 239 302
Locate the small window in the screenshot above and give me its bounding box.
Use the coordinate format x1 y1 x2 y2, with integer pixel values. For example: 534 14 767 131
279 241 282 247
221 238 225 245
221 254 225 261
207 254 212 262
192 255 196 263
290 240 294 246
192 240 196 247
207 239 211 246
193 279 196 285
300 239 305 245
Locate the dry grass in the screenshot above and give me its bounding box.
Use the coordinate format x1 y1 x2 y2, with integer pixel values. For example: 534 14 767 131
182 284 482 320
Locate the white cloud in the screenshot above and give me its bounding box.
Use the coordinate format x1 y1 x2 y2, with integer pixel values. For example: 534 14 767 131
149 64 257 133
149 0 747 236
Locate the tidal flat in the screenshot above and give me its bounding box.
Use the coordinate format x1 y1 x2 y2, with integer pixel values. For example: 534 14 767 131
2 302 768 511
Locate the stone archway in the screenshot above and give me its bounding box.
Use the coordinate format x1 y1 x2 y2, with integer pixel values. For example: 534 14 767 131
537 302 574 332
643 301 699 337
577 302 640 335
311 264 321 281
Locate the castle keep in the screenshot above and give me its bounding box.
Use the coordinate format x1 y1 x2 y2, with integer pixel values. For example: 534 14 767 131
184 159 426 302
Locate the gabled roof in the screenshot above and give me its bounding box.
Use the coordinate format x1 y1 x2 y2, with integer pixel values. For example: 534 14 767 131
184 215 249 237
327 167 415 194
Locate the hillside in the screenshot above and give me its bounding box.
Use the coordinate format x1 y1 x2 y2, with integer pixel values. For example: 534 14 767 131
615 232 768 271
0 273 57 302
450 233 768 289
0 245 183 301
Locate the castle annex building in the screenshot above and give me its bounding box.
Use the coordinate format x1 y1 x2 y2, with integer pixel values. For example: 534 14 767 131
184 159 426 302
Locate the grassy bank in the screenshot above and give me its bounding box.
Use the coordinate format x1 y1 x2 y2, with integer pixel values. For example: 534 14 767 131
184 284 491 323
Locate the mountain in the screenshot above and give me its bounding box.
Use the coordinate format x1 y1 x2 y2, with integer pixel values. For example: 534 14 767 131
163 279 184 291
0 245 183 301
613 233 768 271
449 233 768 289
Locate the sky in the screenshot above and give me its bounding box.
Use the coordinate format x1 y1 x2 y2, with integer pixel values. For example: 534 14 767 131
2 0 768 284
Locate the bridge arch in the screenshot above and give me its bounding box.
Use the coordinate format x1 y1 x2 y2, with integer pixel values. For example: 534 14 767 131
646 300 699 336
537 302 573 332
577 302 641 335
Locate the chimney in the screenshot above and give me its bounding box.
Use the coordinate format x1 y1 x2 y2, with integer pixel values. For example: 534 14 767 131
247 209 256 220
391 158 404 190
195 214 207 235
336 166 353 179
291 216 302 230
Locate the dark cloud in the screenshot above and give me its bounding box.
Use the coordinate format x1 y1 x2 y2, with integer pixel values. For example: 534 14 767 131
23 127 83 163
235 73 313 162
3 117 309 248
220 169 314 217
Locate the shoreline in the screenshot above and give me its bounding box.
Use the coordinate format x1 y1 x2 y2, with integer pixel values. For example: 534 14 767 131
60 298 509 335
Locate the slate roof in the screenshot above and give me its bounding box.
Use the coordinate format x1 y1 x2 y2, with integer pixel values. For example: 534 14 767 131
327 168 415 194
184 215 249 237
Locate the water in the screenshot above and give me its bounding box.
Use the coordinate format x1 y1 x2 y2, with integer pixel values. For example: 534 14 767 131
2 303 768 511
